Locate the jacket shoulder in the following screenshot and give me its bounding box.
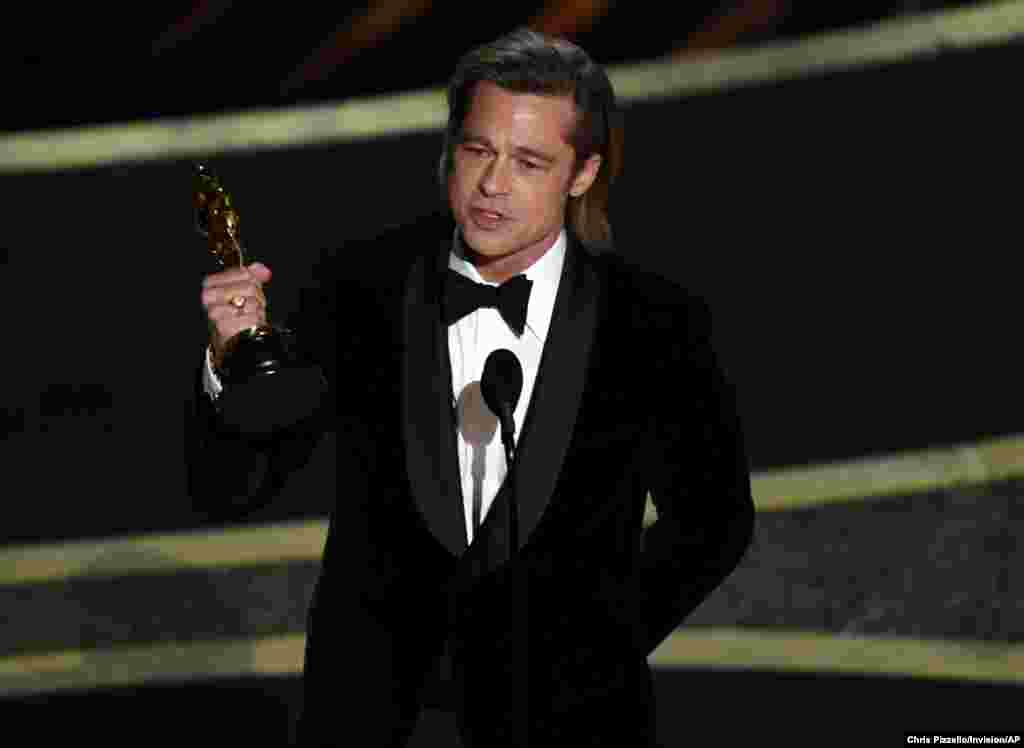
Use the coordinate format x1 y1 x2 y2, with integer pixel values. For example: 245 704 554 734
590 247 711 333
300 211 452 320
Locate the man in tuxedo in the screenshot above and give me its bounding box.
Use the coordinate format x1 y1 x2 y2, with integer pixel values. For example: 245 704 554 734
191 28 754 747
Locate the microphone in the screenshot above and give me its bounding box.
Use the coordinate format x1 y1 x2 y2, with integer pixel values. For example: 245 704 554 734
481 348 523 454
481 348 524 554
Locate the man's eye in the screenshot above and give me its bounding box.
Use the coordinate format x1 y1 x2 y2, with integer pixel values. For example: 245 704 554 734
519 160 541 170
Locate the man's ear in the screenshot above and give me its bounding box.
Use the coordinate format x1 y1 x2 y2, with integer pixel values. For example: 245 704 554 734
568 153 602 197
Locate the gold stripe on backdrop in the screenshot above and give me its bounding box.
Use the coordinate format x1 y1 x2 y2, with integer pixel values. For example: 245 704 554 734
649 628 1024 684
2 433 1021 586
2 627 1022 697
0 633 302 697
3 1 1024 173
3 519 327 586
749 431 1024 511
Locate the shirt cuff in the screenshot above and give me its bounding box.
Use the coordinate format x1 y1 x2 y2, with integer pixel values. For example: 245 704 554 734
203 346 224 399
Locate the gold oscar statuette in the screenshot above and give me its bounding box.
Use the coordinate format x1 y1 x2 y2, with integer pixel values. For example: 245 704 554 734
194 162 326 434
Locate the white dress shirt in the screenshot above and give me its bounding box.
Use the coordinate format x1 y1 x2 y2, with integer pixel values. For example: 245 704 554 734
203 228 566 546
448 229 564 544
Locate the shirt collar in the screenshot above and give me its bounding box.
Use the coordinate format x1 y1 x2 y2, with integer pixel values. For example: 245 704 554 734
448 228 566 343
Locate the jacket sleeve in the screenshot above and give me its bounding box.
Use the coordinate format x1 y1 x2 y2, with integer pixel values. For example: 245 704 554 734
184 276 342 523
630 294 755 656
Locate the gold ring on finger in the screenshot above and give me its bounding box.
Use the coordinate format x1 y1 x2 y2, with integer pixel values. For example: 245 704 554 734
229 294 247 309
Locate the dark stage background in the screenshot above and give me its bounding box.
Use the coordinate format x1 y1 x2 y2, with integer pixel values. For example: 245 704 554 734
1 36 1020 542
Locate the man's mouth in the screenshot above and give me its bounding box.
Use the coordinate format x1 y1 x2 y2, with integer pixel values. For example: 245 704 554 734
470 206 507 225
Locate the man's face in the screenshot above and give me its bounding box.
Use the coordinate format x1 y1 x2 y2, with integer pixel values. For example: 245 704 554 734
448 81 601 278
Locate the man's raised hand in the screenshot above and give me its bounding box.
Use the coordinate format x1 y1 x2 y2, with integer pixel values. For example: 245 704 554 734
200 262 272 367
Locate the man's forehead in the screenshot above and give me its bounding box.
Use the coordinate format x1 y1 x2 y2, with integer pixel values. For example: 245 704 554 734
462 81 578 144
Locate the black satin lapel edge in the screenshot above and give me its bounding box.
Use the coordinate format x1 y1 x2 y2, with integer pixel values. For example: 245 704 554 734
402 246 467 556
510 235 601 548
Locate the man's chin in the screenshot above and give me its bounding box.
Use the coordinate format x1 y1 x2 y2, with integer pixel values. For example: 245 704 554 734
459 228 513 260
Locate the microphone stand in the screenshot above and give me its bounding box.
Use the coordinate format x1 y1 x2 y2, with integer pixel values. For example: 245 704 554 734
499 403 528 747
499 404 518 555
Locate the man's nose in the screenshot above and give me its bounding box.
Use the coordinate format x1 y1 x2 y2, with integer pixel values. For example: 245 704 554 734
480 157 510 196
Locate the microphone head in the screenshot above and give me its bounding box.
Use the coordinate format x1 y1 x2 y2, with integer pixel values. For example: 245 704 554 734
481 348 523 418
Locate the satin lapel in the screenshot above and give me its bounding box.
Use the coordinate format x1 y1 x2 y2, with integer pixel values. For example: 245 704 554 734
465 236 602 573
402 245 467 557
512 235 601 545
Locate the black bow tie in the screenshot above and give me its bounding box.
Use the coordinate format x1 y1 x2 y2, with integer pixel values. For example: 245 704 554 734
443 268 533 336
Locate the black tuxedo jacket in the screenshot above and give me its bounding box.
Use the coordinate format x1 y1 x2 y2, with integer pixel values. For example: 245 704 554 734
187 213 754 747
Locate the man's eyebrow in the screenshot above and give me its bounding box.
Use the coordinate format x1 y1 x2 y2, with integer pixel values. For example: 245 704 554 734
459 133 556 163
513 146 555 164
458 132 492 147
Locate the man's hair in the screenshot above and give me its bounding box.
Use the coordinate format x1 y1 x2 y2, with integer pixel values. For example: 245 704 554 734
440 28 623 247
